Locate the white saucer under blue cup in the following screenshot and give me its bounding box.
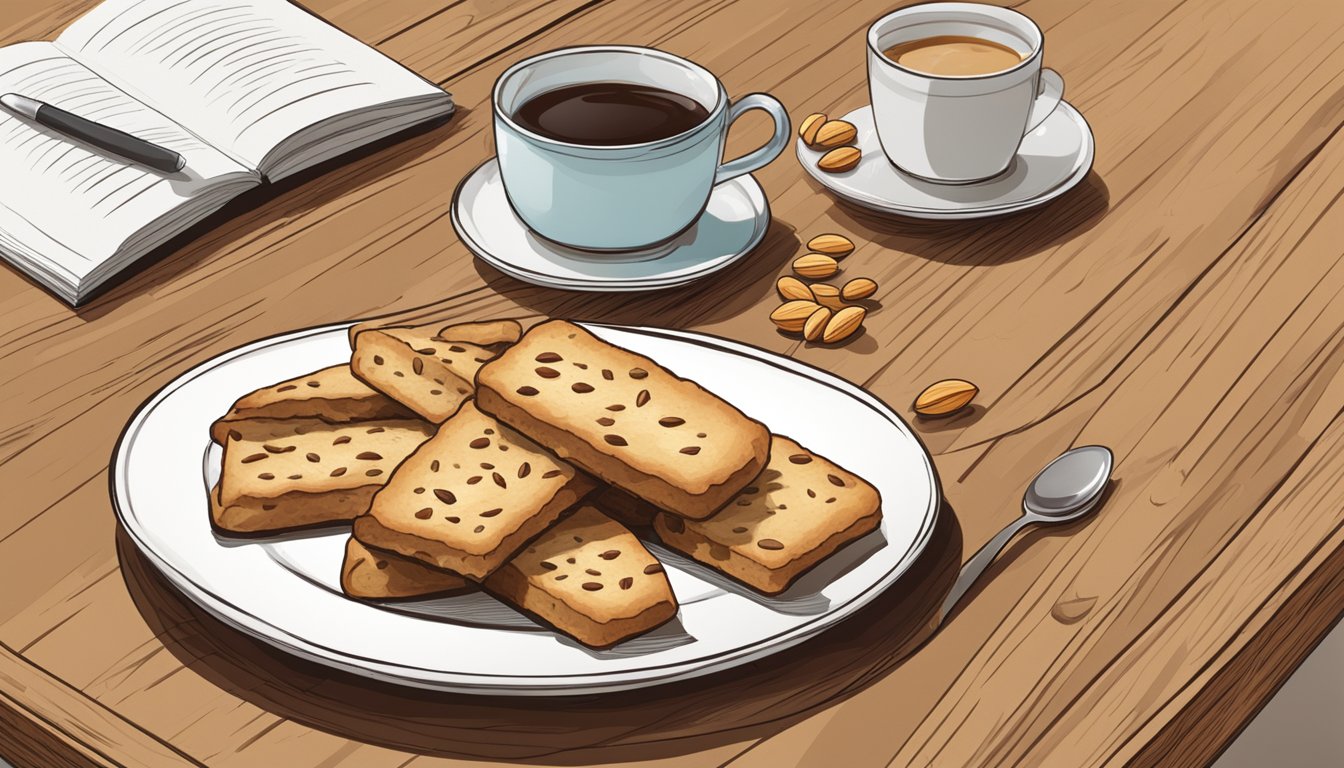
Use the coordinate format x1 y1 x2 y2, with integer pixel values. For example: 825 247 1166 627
451 160 771 291
797 102 1095 219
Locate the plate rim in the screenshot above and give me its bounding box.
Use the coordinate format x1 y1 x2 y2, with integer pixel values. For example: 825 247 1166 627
796 101 1094 220
110 321 941 694
450 159 771 291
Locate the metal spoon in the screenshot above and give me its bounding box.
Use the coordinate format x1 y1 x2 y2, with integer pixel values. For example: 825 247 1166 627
939 445 1114 621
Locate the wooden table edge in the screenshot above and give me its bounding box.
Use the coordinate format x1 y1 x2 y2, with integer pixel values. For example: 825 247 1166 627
0 639 198 768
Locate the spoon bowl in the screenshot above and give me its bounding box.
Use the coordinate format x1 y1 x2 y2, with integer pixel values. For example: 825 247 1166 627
1023 445 1113 519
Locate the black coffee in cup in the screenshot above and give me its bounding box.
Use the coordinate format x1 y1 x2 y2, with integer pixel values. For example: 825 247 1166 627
512 82 710 146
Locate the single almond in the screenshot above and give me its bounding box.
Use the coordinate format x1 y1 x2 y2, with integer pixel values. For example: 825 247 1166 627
814 119 857 149
793 253 839 279
770 300 822 332
807 233 854 258
913 379 978 417
841 277 878 301
818 146 861 173
810 283 846 310
803 307 832 341
776 275 813 302
822 306 866 343
798 112 828 146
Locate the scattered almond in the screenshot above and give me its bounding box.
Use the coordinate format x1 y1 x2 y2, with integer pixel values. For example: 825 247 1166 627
798 113 827 146
810 283 845 311
822 306 866 343
913 379 978 417
814 120 857 149
807 234 854 258
803 307 832 341
770 300 822 332
776 275 813 302
793 253 839 279
818 146 861 173
841 277 878 301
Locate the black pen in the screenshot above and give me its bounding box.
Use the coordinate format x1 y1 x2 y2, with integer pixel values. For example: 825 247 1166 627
1 93 185 173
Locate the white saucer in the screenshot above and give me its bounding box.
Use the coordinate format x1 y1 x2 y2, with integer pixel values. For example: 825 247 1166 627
451 160 770 291
796 102 1094 219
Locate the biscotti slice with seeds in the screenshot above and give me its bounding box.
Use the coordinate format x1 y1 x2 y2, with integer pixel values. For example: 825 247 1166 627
653 435 881 595
340 537 476 600
352 400 597 580
210 365 416 444
347 317 524 349
435 319 524 348
351 325 501 423
214 419 434 534
474 320 770 519
483 505 678 648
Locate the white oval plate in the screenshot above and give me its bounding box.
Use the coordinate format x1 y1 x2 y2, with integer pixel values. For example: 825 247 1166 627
111 323 939 694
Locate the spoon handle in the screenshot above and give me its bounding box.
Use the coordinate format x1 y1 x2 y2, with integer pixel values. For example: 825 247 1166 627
939 514 1034 621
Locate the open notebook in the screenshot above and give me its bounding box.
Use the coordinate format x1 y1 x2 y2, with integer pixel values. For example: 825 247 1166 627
0 0 453 305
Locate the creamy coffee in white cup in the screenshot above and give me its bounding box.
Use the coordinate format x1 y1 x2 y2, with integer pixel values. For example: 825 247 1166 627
867 3 1063 183
493 46 789 251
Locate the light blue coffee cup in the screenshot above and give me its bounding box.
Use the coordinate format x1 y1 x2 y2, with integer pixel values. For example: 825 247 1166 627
493 46 790 251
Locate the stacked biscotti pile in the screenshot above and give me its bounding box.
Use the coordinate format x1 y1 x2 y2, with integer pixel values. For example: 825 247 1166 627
210 318 882 648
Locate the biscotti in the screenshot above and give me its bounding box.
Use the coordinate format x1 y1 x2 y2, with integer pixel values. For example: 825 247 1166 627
475 320 770 519
214 419 434 534
351 324 503 423
210 364 415 443
352 400 597 580
347 317 523 349
483 505 678 648
340 537 475 600
653 435 882 595
589 485 659 531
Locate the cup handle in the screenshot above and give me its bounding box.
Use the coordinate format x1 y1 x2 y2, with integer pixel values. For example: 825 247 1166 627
1024 68 1064 134
714 93 790 185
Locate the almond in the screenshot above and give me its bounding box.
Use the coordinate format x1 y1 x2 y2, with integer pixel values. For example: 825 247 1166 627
776 275 813 302
798 112 827 146
822 306 865 343
913 379 978 417
814 120 857 149
770 300 822 332
803 306 832 341
841 277 878 301
818 146 861 173
793 253 839 279
807 234 854 258
810 283 845 310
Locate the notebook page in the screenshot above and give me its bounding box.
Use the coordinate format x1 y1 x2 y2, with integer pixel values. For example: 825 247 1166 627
58 0 451 175
0 42 256 292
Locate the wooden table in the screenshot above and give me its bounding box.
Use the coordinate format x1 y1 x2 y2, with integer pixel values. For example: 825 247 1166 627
5 0 1344 765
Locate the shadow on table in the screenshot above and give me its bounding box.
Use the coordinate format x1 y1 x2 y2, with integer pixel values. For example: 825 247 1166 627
116 501 963 763
822 169 1111 266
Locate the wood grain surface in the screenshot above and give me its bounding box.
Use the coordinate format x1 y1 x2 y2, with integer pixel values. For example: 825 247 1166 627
4 0 1344 766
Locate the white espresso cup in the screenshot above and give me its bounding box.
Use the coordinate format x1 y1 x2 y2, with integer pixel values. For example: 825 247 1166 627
867 3 1064 183
492 46 789 251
